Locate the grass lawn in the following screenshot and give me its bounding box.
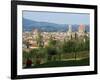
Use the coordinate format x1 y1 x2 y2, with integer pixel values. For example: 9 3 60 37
24 58 89 69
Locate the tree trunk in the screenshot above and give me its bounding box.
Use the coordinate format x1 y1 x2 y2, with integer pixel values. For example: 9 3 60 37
75 52 77 60
59 54 62 61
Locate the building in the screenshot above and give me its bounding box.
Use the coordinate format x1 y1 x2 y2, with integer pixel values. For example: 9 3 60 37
78 24 85 37
22 24 89 50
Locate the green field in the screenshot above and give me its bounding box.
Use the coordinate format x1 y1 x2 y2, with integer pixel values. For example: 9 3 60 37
24 58 89 68
23 51 89 68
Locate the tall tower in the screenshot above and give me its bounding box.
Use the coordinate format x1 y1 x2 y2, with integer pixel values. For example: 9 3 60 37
79 24 85 33
68 24 72 33
67 24 72 40
78 24 85 37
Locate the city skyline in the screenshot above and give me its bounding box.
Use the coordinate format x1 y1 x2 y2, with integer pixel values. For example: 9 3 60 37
23 11 90 25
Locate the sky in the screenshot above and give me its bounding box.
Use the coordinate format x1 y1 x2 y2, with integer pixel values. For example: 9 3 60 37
23 11 90 25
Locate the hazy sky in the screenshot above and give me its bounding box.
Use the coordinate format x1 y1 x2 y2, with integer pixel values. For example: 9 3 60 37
23 11 90 25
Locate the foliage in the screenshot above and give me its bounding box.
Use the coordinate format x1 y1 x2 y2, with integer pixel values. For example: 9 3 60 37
23 40 30 48
23 35 90 67
23 50 31 59
62 40 76 53
35 32 44 47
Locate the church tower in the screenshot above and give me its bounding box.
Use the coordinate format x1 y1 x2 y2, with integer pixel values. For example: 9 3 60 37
79 24 85 33
78 24 85 37
68 24 72 33
67 24 72 40
67 24 72 36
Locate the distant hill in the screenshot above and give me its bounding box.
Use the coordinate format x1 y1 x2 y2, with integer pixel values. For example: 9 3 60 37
23 18 90 32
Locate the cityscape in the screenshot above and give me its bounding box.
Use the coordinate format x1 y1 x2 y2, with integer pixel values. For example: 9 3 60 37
22 11 90 68
23 24 89 49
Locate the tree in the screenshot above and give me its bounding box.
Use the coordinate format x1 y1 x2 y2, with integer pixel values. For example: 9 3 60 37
44 35 58 61
62 40 74 53
72 39 89 60
30 48 47 65
73 41 79 60
84 38 89 51
23 50 33 67
23 50 28 66
45 46 57 62
56 41 63 61
48 35 57 47
62 40 78 60
23 40 30 48
35 31 44 47
30 48 40 65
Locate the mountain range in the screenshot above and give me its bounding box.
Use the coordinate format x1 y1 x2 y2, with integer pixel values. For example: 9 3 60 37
23 18 90 32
